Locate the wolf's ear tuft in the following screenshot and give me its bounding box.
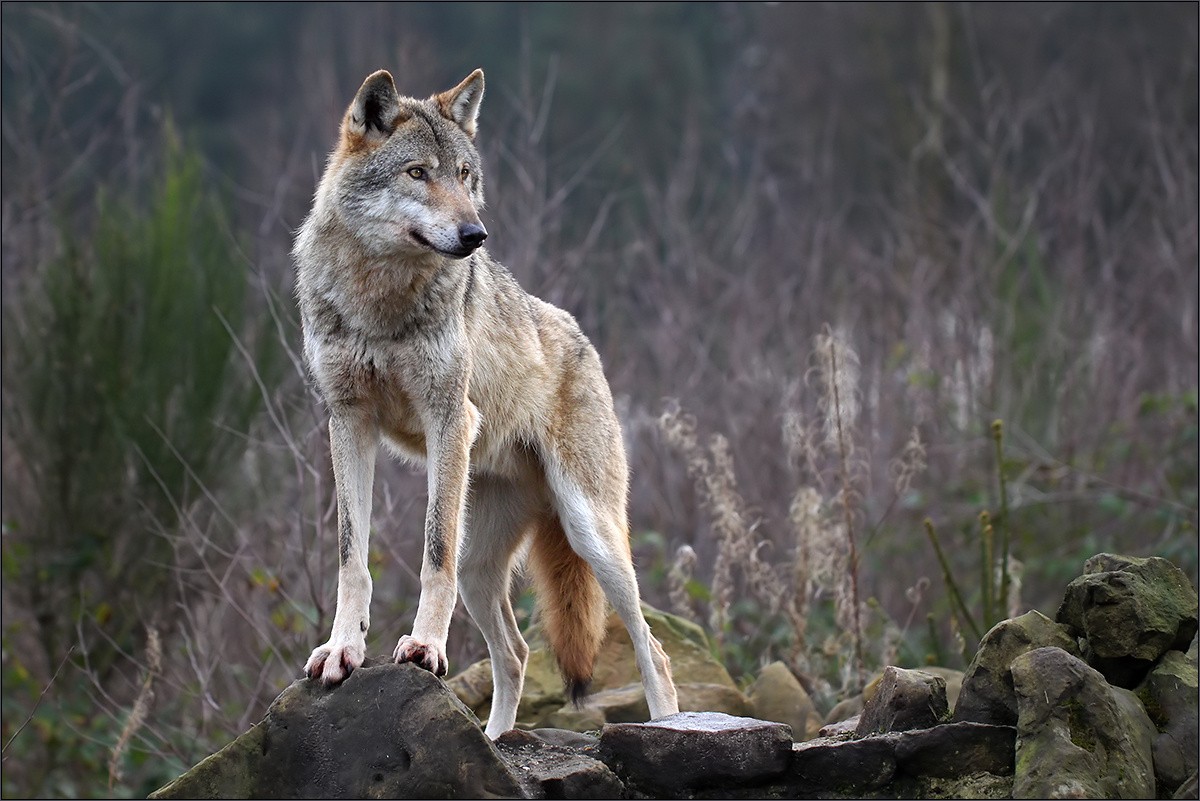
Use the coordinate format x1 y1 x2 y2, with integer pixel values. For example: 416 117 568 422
434 69 484 139
345 70 404 146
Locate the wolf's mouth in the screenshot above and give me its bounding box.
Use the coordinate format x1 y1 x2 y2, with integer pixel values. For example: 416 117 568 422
411 230 471 259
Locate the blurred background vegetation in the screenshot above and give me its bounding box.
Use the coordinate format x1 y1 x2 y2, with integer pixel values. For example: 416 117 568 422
1 2 1196 797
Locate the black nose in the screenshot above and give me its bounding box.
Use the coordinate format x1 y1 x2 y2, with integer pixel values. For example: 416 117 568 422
458 223 488 250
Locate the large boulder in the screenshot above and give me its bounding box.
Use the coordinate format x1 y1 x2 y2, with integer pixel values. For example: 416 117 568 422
1057 553 1199 688
598 711 792 795
1011 646 1156 799
953 610 1080 726
747 661 823 741
151 660 528 799
1135 645 1199 797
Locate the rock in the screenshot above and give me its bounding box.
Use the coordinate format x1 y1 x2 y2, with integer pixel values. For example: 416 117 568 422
902 772 1014 800
953 610 1080 726
576 684 651 724
892 721 1016 778
786 720 1014 795
494 728 624 800
1174 770 1198 800
533 756 623 800
152 661 528 799
1057 553 1199 687
461 604 737 731
790 734 897 793
817 715 860 737
599 711 792 795
522 728 601 750
856 666 949 735
517 648 572 724
539 704 607 732
591 606 736 690
537 681 750 731
1136 648 1199 796
150 723 266 799
1011 646 1156 799
677 682 752 716
823 694 864 725
918 665 965 712
747 662 823 741
820 665 961 731
446 656 495 710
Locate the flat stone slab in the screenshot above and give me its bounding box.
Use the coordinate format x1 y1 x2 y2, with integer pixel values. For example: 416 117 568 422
786 720 1015 793
790 735 898 793
599 712 792 794
893 721 1016 778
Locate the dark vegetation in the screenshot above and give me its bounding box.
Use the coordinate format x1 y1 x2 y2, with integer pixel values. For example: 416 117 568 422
1 3 1196 796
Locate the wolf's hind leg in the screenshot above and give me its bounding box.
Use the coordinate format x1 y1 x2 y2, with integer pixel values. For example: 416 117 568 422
306 412 379 685
459 475 537 738
546 469 680 720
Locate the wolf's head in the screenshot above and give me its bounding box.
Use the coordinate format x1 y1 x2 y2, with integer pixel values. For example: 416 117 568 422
322 69 488 259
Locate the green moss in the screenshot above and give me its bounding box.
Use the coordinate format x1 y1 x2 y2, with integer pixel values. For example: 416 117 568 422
1064 697 1096 752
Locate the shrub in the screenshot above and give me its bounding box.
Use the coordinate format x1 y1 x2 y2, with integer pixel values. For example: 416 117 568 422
1 131 281 796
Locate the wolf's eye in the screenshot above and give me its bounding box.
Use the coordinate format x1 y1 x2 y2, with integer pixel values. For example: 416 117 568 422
460 165 471 181
406 166 426 180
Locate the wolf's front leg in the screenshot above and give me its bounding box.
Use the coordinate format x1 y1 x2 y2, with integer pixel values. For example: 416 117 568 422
306 412 379 685
394 397 478 676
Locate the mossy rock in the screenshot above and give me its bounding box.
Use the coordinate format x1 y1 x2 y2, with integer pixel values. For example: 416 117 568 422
449 604 735 731
1057 553 1198 687
952 610 1080 727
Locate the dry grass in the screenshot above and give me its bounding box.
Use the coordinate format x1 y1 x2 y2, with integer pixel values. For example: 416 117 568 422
660 330 932 697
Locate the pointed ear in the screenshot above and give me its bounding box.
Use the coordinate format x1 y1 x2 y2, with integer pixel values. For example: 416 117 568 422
434 69 485 139
343 70 405 147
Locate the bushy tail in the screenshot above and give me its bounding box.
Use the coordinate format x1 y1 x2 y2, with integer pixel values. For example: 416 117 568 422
528 514 607 704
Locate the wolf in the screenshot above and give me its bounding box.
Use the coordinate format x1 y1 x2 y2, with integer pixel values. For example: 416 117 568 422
292 68 679 737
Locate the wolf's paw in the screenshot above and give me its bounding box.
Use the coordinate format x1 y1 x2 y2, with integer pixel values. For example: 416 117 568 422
393 634 448 676
304 638 365 685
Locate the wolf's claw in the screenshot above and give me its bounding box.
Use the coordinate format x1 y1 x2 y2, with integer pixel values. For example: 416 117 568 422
393 635 448 676
305 639 365 685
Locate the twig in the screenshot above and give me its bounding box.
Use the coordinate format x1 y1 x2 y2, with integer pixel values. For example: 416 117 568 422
992 420 1011 620
924 518 982 644
979 510 993 627
1 646 76 756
